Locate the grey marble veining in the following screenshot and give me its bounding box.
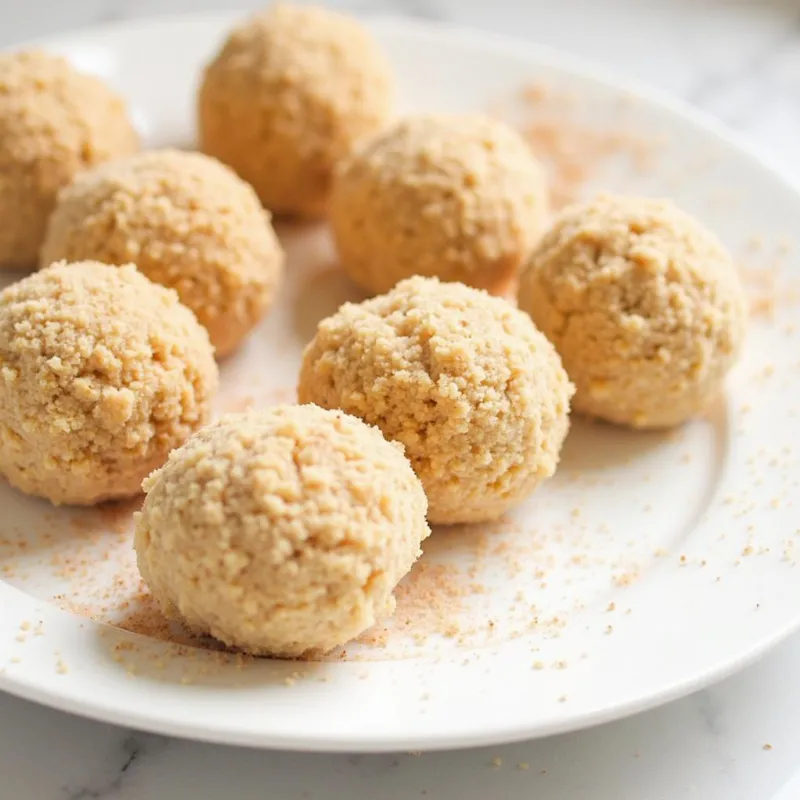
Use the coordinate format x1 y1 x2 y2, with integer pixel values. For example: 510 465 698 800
4 634 800 799
1 1 800 798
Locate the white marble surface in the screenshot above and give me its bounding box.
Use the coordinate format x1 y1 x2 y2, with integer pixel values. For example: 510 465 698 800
2 1 800 798
4 637 800 800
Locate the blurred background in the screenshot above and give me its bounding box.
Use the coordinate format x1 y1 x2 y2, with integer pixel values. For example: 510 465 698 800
2 0 799 179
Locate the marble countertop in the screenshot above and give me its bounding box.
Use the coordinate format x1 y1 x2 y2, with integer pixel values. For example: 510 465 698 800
5 635 800 799
2 1 800 798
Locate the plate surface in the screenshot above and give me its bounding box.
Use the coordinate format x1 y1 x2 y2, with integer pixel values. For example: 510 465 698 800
1 12 799 753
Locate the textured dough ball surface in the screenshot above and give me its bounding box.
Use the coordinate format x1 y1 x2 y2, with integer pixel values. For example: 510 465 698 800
135 405 430 657
0 260 218 505
0 51 139 269
330 114 549 296
298 277 573 525
41 149 284 357
198 4 394 217
518 195 747 429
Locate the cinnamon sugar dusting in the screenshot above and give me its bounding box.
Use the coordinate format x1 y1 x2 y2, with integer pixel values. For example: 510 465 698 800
0 491 638 665
396 562 472 635
739 262 800 320
523 120 656 209
496 83 662 209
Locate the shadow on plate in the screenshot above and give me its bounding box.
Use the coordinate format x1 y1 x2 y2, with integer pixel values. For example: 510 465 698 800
559 394 731 474
0 485 141 564
92 583 335 685
292 262 367 345
559 415 678 473
273 217 367 345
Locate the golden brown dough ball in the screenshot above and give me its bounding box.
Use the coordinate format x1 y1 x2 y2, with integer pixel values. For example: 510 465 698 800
135 405 430 657
0 51 138 269
0 261 218 505
329 114 549 296
298 276 573 525
518 195 747 428
198 4 394 217
41 150 284 357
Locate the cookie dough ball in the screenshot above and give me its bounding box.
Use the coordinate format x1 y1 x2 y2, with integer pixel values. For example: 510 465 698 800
135 405 429 657
330 114 549 296
298 277 573 525
198 4 394 217
41 150 284 357
0 51 139 269
518 195 747 429
0 261 218 505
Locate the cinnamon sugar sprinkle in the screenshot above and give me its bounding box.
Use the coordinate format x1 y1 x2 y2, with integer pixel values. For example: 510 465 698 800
0 492 642 665
493 82 662 210
739 262 800 320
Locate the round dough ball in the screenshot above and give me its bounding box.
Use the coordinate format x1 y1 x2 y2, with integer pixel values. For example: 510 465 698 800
329 114 549 296
41 149 284 358
0 260 218 506
518 194 747 429
298 276 573 525
134 405 430 657
198 4 394 217
0 50 139 269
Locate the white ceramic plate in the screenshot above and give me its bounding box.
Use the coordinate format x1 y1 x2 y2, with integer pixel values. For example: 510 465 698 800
1 12 799 753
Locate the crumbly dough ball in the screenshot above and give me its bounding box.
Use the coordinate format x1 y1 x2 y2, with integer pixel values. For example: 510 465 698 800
518 195 747 429
198 4 394 217
0 51 139 269
41 149 284 357
0 261 218 505
329 114 549 296
135 405 429 657
298 277 573 525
